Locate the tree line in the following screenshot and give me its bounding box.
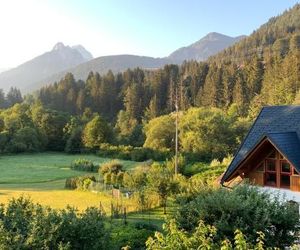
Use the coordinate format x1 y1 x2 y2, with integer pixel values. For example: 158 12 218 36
0 3 299 159
36 31 300 123
0 87 23 109
0 28 298 158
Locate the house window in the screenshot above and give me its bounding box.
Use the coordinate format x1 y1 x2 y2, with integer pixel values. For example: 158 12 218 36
281 175 290 187
280 160 291 188
266 159 276 172
265 159 277 187
265 172 277 186
281 161 291 173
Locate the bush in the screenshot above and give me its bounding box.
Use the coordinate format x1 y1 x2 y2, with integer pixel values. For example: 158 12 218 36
183 155 232 179
65 175 96 190
99 160 124 176
175 185 300 248
70 159 98 172
0 197 108 250
182 162 209 177
98 143 132 160
130 147 149 161
98 143 171 161
109 224 153 250
146 219 266 249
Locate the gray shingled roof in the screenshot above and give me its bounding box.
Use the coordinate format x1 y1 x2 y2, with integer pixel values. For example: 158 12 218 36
267 132 300 170
221 105 300 183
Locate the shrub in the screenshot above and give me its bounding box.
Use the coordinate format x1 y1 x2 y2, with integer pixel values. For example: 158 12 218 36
146 219 266 249
165 154 186 174
130 147 149 161
98 143 132 160
0 197 108 250
182 155 232 180
182 162 209 177
99 160 123 176
109 224 153 250
70 159 98 172
98 143 171 161
175 185 300 248
65 175 96 190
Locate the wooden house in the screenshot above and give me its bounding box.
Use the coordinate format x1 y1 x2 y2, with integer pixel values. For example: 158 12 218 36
221 105 300 200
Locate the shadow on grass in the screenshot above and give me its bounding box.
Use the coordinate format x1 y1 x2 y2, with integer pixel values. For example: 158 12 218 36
125 202 178 229
0 179 66 191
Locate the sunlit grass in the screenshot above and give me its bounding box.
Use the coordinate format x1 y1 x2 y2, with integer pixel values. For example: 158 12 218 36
0 152 139 211
0 152 138 184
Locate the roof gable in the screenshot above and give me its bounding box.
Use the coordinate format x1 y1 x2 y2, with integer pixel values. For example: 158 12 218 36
267 132 300 171
221 105 300 183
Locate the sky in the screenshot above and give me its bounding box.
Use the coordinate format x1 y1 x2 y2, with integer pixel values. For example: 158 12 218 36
0 0 299 69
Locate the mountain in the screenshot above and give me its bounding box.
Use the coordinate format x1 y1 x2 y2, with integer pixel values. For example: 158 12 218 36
210 4 300 64
0 68 10 74
168 32 246 62
28 55 171 92
36 3 300 127
0 32 244 93
72 45 93 61
26 33 244 92
0 43 93 92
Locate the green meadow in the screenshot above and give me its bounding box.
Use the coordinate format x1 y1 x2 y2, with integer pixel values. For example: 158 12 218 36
0 153 139 212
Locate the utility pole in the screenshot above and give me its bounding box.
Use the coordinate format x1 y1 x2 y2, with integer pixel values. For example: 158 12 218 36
175 86 178 176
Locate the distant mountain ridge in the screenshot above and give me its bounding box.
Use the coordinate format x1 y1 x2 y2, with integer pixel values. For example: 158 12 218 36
0 68 10 74
0 32 245 93
168 32 246 62
0 43 93 92
29 55 172 92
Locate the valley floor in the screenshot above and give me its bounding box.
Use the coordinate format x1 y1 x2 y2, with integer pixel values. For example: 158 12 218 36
0 152 138 211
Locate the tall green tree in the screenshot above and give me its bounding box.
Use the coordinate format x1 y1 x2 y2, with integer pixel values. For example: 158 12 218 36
82 115 111 148
143 114 175 151
6 87 23 107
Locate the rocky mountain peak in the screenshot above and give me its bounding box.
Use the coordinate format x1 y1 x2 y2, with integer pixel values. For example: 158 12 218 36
52 42 66 51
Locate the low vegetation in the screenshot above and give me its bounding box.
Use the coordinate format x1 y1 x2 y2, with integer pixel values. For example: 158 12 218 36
146 219 267 250
70 158 98 172
65 175 96 190
175 185 300 248
0 153 139 212
0 4 299 249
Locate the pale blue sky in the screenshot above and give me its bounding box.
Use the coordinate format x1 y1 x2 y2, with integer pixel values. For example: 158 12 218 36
0 0 299 68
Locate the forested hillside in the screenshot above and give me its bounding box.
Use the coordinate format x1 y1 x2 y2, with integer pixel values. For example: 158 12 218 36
0 3 297 161
211 4 300 63
36 4 300 123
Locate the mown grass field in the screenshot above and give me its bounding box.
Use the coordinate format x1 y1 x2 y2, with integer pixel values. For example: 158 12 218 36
0 152 139 212
0 152 137 184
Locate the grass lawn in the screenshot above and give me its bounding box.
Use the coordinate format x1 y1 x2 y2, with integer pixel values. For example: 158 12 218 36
126 200 177 228
0 152 139 211
0 152 137 184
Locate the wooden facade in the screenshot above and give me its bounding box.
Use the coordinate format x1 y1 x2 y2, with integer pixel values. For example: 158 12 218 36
241 141 300 191
221 106 300 193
